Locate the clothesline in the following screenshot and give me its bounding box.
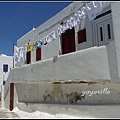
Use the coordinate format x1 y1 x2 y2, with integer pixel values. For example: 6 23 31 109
14 1 110 64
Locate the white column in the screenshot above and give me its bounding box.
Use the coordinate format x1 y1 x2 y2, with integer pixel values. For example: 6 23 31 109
111 2 120 83
1 85 4 108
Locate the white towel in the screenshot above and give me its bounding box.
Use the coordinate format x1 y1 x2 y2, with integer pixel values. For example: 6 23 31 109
14 45 19 63
17 47 25 62
101 1 110 8
57 27 62 36
49 31 56 41
84 2 96 21
93 1 103 14
45 35 51 43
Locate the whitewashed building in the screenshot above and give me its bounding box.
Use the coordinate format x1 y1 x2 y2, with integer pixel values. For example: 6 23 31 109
16 1 112 67
0 54 13 91
3 1 120 112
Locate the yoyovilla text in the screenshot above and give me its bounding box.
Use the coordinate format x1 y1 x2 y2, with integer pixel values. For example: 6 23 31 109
81 88 110 96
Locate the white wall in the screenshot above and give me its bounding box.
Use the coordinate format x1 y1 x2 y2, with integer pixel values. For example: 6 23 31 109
111 3 120 81
3 73 18 109
16 2 112 68
8 46 111 84
4 45 117 110
4 43 120 108
17 102 120 118
16 2 86 66
4 1 120 110
15 82 120 105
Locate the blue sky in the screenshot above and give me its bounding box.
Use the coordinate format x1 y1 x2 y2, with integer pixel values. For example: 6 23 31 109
0 1 72 56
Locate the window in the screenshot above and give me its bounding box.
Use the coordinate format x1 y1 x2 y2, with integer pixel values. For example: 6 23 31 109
107 24 111 39
78 29 86 44
100 27 103 41
96 19 114 46
3 64 8 73
93 10 114 46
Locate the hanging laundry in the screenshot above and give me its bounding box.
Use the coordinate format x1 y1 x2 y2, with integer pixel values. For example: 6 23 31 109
76 10 83 21
57 27 62 36
63 20 69 30
18 47 24 62
65 20 70 30
84 2 96 21
14 46 24 63
101 1 110 8
62 23 67 33
49 31 56 41
27 43 35 52
24 46 28 53
35 40 42 49
73 13 81 26
31 43 35 51
23 46 27 61
27 44 32 52
39 39 43 46
69 16 74 28
80 7 86 20
42 37 47 45
35 41 39 50
59 25 64 34
18 1 110 52
14 45 19 62
93 1 103 14
45 35 51 43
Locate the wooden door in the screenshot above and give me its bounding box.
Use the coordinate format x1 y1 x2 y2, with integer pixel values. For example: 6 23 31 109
61 27 75 55
10 83 14 111
26 51 31 64
36 47 41 61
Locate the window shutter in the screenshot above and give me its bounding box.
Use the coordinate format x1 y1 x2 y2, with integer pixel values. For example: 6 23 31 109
3 64 8 73
78 29 86 44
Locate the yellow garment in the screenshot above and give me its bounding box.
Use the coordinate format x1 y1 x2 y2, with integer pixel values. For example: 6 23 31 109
27 44 31 52
27 43 35 52
31 43 35 51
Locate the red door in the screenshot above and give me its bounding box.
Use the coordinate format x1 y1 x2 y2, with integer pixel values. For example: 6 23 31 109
62 36 70 54
10 83 14 111
26 51 31 64
78 29 86 44
69 34 76 52
36 47 41 61
61 27 75 55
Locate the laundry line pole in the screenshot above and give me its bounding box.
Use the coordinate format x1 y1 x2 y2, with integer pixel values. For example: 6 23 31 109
13 43 14 69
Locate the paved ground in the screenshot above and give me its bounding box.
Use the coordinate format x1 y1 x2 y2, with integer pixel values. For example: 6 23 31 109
0 107 20 118
0 107 79 118
0 104 120 118
0 101 19 118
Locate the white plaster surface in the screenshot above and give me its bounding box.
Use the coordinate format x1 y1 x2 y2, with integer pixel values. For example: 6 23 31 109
14 103 120 118
14 81 120 105
0 56 13 90
8 46 111 83
111 3 120 80
3 2 120 115
3 46 118 109
0 105 120 118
